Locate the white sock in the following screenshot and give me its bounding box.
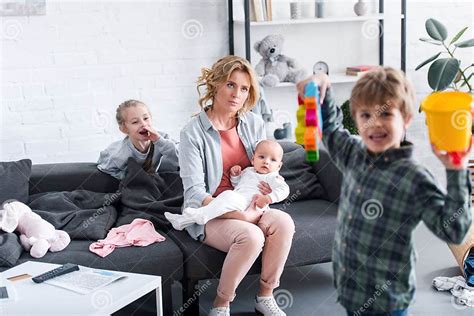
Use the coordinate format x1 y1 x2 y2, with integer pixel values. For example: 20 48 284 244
182 207 206 225
164 212 195 230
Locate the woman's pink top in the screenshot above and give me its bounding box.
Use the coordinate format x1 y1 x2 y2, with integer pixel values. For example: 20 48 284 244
213 127 251 197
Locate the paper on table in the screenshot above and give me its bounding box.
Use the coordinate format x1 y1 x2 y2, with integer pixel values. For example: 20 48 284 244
44 267 126 295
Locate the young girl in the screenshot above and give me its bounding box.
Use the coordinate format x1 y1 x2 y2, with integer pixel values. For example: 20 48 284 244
97 99 179 180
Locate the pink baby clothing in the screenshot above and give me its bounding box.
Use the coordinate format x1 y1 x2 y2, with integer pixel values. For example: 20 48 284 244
89 218 165 257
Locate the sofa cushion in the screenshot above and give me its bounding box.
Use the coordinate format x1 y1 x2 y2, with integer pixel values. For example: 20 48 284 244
282 199 338 267
279 142 326 202
16 237 184 280
0 159 32 204
0 232 23 267
168 199 338 280
312 146 343 203
29 163 119 195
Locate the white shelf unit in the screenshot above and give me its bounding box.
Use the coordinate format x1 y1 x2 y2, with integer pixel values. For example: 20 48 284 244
226 0 407 138
268 73 360 88
234 14 404 26
228 0 407 71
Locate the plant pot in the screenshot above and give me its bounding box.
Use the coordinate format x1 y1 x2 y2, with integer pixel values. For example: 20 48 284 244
421 91 473 164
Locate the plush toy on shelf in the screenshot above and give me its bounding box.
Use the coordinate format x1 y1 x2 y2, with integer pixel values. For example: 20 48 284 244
295 82 323 161
0 200 70 258
254 34 307 87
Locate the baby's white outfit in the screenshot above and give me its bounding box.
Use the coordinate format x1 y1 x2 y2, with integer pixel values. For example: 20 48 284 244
165 167 290 230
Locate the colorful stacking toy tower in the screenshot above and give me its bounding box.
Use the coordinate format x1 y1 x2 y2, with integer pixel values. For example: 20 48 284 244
295 82 323 161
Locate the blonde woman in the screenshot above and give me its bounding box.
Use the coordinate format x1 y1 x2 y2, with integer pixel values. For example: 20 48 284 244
178 55 295 316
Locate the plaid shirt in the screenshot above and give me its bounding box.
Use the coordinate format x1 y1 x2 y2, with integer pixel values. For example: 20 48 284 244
321 90 472 312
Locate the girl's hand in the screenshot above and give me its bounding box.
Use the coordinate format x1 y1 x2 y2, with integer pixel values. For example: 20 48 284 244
258 181 272 195
143 126 160 142
296 73 331 103
431 138 472 170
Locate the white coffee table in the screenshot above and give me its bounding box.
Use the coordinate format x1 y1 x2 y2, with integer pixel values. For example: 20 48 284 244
0 261 162 316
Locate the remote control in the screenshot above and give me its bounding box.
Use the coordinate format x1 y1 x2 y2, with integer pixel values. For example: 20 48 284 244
32 263 79 283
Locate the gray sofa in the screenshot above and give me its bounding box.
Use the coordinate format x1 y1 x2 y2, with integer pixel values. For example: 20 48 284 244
0 142 342 316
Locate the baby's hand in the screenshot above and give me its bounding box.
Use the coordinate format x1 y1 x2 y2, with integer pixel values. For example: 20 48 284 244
431 141 471 170
143 126 160 142
254 194 271 209
230 165 242 176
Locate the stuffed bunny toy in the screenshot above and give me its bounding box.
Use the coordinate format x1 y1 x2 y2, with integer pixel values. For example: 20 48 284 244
0 200 70 258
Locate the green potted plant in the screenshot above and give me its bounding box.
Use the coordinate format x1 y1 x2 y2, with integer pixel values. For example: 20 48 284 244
416 18 473 92
341 100 358 135
416 18 473 164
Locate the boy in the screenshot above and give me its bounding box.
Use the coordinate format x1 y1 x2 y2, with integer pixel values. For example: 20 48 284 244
165 140 289 230
97 99 179 180
297 67 472 315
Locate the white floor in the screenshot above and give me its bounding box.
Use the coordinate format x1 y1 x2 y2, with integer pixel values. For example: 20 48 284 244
195 223 473 316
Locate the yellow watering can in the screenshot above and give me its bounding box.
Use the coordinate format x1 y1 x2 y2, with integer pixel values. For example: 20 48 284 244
421 91 473 165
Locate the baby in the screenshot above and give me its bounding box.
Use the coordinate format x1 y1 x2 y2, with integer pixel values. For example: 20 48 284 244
165 140 290 230
97 99 179 180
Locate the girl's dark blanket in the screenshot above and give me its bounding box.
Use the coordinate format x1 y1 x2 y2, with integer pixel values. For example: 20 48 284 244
116 158 184 229
28 190 120 240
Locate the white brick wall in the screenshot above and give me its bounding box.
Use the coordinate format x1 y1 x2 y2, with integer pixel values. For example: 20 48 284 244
0 0 472 183
1 0 227 163
405 0 473 184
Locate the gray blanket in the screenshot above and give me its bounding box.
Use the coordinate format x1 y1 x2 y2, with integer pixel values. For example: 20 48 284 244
0 233 23 267
28 190 119 240
0 191 119 267
116 158 184 229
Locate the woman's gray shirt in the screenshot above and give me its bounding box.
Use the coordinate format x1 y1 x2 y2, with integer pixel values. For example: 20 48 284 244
179 110 266 240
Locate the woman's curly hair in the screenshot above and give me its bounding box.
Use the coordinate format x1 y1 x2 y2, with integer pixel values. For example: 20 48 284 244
196 55 260 116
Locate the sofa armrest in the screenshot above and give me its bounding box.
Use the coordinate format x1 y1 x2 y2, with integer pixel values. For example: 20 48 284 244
29 163 119 194
313 148 342 203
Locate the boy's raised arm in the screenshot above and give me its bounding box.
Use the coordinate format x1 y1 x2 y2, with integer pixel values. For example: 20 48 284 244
320 90 362 171
418 168 472 244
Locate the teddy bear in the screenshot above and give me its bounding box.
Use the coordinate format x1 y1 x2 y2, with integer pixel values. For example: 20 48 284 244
254 34 307 87
0 200 70 258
